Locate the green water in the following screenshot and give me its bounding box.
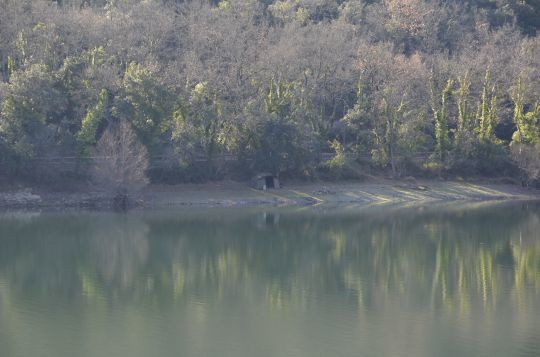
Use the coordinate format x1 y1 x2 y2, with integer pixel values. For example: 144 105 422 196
0 202 539 357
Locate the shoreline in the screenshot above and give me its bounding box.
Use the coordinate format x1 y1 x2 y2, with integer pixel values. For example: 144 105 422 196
1 179 539 211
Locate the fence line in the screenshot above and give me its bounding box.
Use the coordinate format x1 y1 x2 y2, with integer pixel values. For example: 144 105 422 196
1 152 437 171
22 151 438 161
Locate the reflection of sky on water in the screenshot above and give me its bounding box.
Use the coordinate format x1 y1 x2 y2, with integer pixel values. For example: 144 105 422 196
0 201 539 357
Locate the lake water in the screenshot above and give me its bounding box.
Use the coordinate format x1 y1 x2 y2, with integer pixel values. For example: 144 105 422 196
0 202 539 357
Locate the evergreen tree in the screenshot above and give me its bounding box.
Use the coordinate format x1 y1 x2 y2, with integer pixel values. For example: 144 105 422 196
431 79 453 163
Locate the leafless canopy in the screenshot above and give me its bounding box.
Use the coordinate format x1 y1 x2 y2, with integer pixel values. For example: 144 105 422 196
510 143 540 186
92 119 149 193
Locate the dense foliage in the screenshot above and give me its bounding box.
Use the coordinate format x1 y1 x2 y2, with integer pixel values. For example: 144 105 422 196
0 0 539 184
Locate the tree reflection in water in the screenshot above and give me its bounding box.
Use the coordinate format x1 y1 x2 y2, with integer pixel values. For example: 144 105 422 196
0 201 539 356
0 203 538 306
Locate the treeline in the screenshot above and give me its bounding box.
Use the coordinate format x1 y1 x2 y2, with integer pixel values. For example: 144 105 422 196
0 0 539 186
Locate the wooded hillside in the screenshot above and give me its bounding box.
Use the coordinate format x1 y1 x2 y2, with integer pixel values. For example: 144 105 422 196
0 0 539 186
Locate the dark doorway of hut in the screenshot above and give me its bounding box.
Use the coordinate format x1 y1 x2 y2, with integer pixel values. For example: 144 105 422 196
265 176 275 189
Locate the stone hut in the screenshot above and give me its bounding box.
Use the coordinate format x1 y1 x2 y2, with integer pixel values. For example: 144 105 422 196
252 173 280 190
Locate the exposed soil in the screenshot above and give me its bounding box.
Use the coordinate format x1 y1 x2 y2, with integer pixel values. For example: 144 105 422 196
1 178 538 211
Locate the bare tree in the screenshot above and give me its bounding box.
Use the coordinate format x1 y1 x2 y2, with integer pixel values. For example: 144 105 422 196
92 119 149 208
510 143 540 187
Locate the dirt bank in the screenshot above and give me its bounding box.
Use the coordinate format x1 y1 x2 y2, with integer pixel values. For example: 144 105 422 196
1 178 538 210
